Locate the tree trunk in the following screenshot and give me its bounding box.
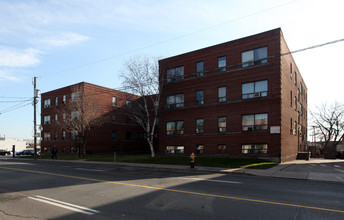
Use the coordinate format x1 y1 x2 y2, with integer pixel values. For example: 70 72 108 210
149 140 155 157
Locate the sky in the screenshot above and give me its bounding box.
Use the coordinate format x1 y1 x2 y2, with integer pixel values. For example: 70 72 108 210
0 0 343 140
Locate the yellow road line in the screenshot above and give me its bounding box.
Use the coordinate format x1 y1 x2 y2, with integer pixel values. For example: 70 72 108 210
1 166 344 214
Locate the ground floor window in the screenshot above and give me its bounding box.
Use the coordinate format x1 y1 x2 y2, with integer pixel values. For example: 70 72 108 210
196 145 204 154
242 144 268 154
166 146 184 154
218 144 227 154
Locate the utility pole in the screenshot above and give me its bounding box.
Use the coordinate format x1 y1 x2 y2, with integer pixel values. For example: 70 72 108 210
33 77 38 160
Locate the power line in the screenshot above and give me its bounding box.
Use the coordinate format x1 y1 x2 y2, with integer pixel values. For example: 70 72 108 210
37 0 299 79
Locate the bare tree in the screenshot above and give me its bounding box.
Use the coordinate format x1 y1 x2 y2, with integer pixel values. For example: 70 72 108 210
310 102 344 151
120 55 161 157
57 85 105 157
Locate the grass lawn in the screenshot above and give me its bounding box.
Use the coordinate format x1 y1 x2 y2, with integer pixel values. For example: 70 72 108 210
33 153 278 169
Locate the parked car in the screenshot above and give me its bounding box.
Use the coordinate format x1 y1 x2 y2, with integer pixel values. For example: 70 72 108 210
16 150 34 156
0 149 11 156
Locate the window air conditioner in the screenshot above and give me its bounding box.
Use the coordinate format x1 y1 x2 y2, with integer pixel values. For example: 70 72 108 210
254 92 261 98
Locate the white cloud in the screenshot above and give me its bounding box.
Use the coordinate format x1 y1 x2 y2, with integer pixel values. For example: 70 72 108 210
0 48 40 67
37 32 89 48
0 70 19 81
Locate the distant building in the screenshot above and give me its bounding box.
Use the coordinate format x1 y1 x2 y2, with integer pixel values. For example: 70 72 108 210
0 135 27 152
40 82 147 154
158 28 307 163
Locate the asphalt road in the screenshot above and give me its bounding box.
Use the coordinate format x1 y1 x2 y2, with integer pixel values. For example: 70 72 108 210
0 159 344 220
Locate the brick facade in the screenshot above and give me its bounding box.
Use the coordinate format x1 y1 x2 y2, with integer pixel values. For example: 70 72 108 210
158 28 307 162
41 82 148 155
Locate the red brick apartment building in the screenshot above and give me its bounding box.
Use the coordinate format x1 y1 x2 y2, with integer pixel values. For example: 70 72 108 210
41 82 147 154
158 28 307 162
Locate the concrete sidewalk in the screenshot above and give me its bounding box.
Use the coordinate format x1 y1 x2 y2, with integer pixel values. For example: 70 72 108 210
2 157 344 183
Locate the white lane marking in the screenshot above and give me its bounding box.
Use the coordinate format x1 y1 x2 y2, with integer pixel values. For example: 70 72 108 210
74 168 105 172
28 196 100 215
179 177 241 184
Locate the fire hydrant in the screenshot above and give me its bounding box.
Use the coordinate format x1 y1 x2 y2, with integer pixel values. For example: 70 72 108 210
190 153 196 168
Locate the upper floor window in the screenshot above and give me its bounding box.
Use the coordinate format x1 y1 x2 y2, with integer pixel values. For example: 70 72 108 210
167 66 184 83
242 80 267 99
43 115 50 125
294 71 297 85
55 97 58 106
71 130 78 140
166 121 184 135
55 114 58 121
71 111 80 120
196 90 204 105
62 130 66 140
196 119 204 134
294 96 297 111
242 47 267 67
242 113 268 131
218 117 226 133
112 96 117 106
166 94 184 109
62 95 66 104
218 56 226 72
126 100 132 109
218 86 226 103
43 99 51 108
112 131 116 141
196 61 204 77
112 113 116 123
71 92 79 102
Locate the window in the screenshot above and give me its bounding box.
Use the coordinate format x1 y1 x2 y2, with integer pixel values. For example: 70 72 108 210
242 80 267 99
290 118 293 135
43 132 50 141
62 130 66 140
218 86 226 102
242 113 268 131
71 111 80 120
196 61 204 77
166 94 184 109
300 83 304 96
218 56 226 72
196 145 204 154
112 131 116 141
294 96 297 111
300 104 303 116
112 96 117 106
126 117 132 124
294 71 297 85
218 117 226 133
290 63 293 80
167 66 184 83
166 121 184 135
294 121 297 135
63 113 66 121
55 97 58 106
298 112 300 124
126 100 132 109
71 130 78 140
242 47 267 67
43 116 51 125
71 92 79 102
166 146 184 154
297 89 300 101
55 114 58 121
242 144 268 154
54 132 57 140
290 91 293 107
112 114 116 123
218 144 227 154
126 132 132 140
44 99 51 108
62 95 66 104
196 119 204 134
196 90 204 105
136 133 142 141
